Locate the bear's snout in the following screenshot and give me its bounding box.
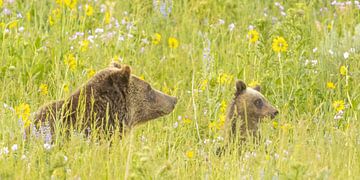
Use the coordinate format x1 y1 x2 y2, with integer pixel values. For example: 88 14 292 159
270 110 279 119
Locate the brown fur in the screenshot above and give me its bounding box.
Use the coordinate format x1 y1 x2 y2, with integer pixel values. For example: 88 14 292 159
224 80 278 142
33 62 177 136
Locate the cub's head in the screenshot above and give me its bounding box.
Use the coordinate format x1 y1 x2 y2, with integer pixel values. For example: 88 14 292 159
233 80 278 122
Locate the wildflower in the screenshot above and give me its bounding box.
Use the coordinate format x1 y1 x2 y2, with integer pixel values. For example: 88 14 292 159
272 36 288 53
64 53 76 70
332 100 345 112
228 23 235 31
11 144 18 151
26 12 31 21
0 0 2 7
280 123 293 131
152 33 161 45
44 143 51 150
185 150 194 158
104 12 111 24
339 65 347 76
52 8 61 19
168 37 179 49
272 121 278 129
39 83 49 95
326 82 335 89
173 121 179 128
217 73 233 85
2 147 9 155
216 115 226 129
85 5 94 16
183 117 192 124
15 103 31 128
80 39 89 52
334 110 344 120
199 79 208 91
248 80 260 88
220 100 227 113
247 30 259 43
9 21 17 29
343 52 349 59
48 16 54 26
87 69 96 78
63 84 69 93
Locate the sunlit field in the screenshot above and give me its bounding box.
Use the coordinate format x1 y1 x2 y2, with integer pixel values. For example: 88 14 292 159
1 0 360 179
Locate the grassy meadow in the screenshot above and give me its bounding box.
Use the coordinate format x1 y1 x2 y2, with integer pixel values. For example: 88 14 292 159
1 0 360 179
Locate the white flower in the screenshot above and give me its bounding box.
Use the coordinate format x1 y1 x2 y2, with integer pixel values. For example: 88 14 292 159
228 23 235 31
18 27 24 32
281 11 286 16
21 154 27 160
173 121 178 128
17 13 23 18
328 49 334 55
265 139 272 146
95 28 104 34
11 144 18 151
64 155 68 162
2 147 9 154
44 143 51 150
218 19 225 25
274 153 280 160
313 47 318 53
343 52 349 59
248 25 254 30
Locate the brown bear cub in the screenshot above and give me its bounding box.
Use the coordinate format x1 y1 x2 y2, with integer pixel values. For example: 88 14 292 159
223 80 278 143
33 62 177 137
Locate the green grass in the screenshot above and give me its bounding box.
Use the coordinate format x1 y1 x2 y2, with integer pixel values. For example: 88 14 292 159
1 0 360 179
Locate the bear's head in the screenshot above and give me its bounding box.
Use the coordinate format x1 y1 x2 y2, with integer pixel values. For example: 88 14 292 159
108 62 178 127
226 80 278 138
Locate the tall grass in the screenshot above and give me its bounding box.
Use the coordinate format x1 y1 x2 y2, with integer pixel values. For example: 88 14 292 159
1 0 360 179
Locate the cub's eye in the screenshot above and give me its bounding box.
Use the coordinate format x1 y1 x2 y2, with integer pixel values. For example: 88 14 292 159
254 99 263 108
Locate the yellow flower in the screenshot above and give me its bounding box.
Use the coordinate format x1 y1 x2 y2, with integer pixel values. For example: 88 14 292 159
63 84 69 93
247 30 259 43
64 53 77 70
39 84 48 95
48 16 54 26
332 100 345 112
168 37 179 49
183 117 192 124
57 0 77 9
52 8 61 19
15 103 31 128
87 69 96 78
80 39 89 52
272 121 278 129
216 115 226 130
152 33 161 45
340 65 347 76
26 12 31 22
139 75 145 80
280 123 293 132
104 12 111 24
162 85 171 95
0 0 2 7
272 36 288 53
9 21 17 29
220 100 227 113
217 73 233 85
326 82 335 89
248 80 260 88
199 79 208 91
186 150 194 158
85 5 94 16
0 22 5 28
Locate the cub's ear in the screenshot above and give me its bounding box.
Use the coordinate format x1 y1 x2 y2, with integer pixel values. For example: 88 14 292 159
235 80 247 95
253 85 261 92
119 65 131 80
110 61 122 69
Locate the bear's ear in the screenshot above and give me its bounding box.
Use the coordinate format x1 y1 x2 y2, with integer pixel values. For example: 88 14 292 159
110 61 121 69
235 80 247 94
119 65 131 80
253 85 261 92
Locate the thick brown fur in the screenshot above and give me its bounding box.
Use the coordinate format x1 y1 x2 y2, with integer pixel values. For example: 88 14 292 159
223 80 278 143
33 62 177 136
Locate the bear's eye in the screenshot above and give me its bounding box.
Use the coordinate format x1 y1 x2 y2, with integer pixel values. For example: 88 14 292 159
254 98 263 108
